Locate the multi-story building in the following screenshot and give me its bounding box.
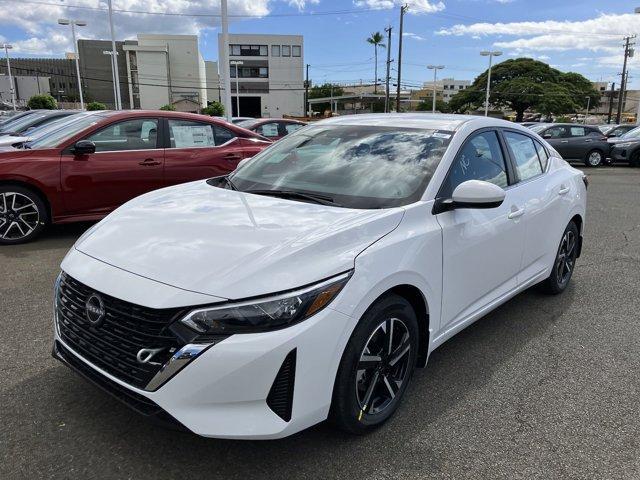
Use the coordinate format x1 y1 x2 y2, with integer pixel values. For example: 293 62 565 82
77 39 131 109
205 60 220 104
218 33 304 117
123 34 207 111
422 77 471 103
0 57 78 102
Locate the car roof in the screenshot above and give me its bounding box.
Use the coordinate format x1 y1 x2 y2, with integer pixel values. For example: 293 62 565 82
316 113 520 132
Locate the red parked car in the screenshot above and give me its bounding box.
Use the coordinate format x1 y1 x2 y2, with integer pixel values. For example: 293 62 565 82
0 110 271 244
235 118 307 140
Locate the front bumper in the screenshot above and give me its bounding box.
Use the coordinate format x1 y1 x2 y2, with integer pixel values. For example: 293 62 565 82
610 147 629 162
54 302 354 439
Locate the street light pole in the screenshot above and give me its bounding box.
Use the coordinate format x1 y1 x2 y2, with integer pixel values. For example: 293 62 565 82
2 44 15 110
58 19 87 110
427 65 444 113
106 0 122 109
584 96 591 124
230 60 243 116
480 50 502 117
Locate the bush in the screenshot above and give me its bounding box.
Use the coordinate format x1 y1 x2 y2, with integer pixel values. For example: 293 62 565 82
201 101 224 116
27 94 57 110
86 101 107 111
159 104 176 111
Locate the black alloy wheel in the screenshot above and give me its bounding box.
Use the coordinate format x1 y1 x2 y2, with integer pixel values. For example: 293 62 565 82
330 294 419 434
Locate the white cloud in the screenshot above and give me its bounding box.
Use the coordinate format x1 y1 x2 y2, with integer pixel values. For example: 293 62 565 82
353 0 445 14
403 32 426 41
436 13 638 53
0 0 276 55
287 0 320 10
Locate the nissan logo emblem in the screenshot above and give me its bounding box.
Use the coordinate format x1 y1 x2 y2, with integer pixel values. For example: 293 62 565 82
85 294 106 326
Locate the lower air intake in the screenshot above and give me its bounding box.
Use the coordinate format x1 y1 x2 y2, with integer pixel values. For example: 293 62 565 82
266 349 296 422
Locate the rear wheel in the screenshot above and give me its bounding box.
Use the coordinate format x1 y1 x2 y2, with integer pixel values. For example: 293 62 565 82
540 221 579 294
329 294 419 434
0 185 48 245
584 149 603 167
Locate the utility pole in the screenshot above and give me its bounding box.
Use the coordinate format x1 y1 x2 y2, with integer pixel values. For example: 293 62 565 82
304 63 310 117
220 0 233 121
616 35 635 124
395 4 408 112
427 65 444 113
384 26 392 113
607 82 616 124
2 44 15 110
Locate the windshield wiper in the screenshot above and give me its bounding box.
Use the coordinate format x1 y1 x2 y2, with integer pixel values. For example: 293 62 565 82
245 189 341 207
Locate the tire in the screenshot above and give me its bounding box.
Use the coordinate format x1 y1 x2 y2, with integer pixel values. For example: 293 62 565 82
329 294 419 434
0 185 48 245
584 149 603 167
630 151 640 168
540 221 579 295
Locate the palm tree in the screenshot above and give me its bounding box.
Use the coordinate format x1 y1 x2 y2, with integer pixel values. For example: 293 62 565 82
367 32 386 94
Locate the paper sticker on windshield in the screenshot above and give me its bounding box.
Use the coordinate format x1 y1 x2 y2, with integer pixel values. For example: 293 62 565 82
432 132 452 139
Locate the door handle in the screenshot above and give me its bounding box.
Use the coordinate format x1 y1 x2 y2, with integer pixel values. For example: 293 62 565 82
508 207 525 219
584 139 593 143
560 140 569 143
224 153 242 161
139 158 161 166
558 185 570 195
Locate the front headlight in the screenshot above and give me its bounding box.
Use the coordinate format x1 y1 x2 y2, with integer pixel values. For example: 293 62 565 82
180 271 352 334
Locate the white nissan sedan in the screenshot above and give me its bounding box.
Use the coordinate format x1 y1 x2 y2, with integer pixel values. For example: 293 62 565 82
53 114 587 439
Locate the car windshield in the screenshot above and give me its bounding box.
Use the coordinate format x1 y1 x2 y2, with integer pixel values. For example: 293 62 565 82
236 119 260 129
0 112 53 133
621 127 640 140
529 124 548 133
21 113 87 138
229 124 453 209
27 114 103 149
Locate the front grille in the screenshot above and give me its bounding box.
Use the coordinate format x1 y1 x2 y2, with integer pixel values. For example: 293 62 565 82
266 349 296 422
56 272 186 389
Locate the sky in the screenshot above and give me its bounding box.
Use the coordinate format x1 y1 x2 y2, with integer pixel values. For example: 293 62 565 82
0 0 638 89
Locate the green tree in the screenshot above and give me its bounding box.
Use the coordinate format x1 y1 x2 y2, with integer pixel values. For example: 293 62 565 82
308 83 344 113
159 104 176 111
86 101 107 111
448 58 600 121
27 94 57 110
366 32 386 94
416 98 451 113
202 101 224 116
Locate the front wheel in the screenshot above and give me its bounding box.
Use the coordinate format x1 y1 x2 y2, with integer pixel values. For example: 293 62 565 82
329 294 419 434
0 186 48 245
540 221 579 294
584 149 603 167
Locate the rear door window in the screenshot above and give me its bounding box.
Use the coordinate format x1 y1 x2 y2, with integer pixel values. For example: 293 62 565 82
257 122 281 138
569 126 586 137
503 131 543 181
533 140 549 171
168 119 215 148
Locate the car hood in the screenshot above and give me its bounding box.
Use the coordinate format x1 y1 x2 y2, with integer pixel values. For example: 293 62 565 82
610 137 640 146
75 181 404 300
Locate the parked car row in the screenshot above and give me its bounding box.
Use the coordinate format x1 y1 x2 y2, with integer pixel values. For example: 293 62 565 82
528 123 640 167
0 110 274 244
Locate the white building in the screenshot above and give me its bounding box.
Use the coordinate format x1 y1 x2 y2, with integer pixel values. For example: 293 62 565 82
0 75 50 106
123 34 207 111
423 77 471 103
205 61 220 104
217 33 304 118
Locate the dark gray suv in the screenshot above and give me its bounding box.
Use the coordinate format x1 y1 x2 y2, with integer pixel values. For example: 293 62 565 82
531 123 609 167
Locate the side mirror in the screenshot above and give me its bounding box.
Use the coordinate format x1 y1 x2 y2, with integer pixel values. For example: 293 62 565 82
235 157 252 170
434 180 505 214
73 140 96 156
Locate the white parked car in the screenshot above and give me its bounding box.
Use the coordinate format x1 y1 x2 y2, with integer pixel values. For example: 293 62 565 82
53 114 587 439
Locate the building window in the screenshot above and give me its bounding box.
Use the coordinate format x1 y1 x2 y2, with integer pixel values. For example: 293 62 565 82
292 45 301 57
271 45 280 57
229 44 268 57
282 45 291 57
232 66 269 78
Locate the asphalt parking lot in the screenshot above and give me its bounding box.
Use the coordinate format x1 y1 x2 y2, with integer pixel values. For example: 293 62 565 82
1 167 639 479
